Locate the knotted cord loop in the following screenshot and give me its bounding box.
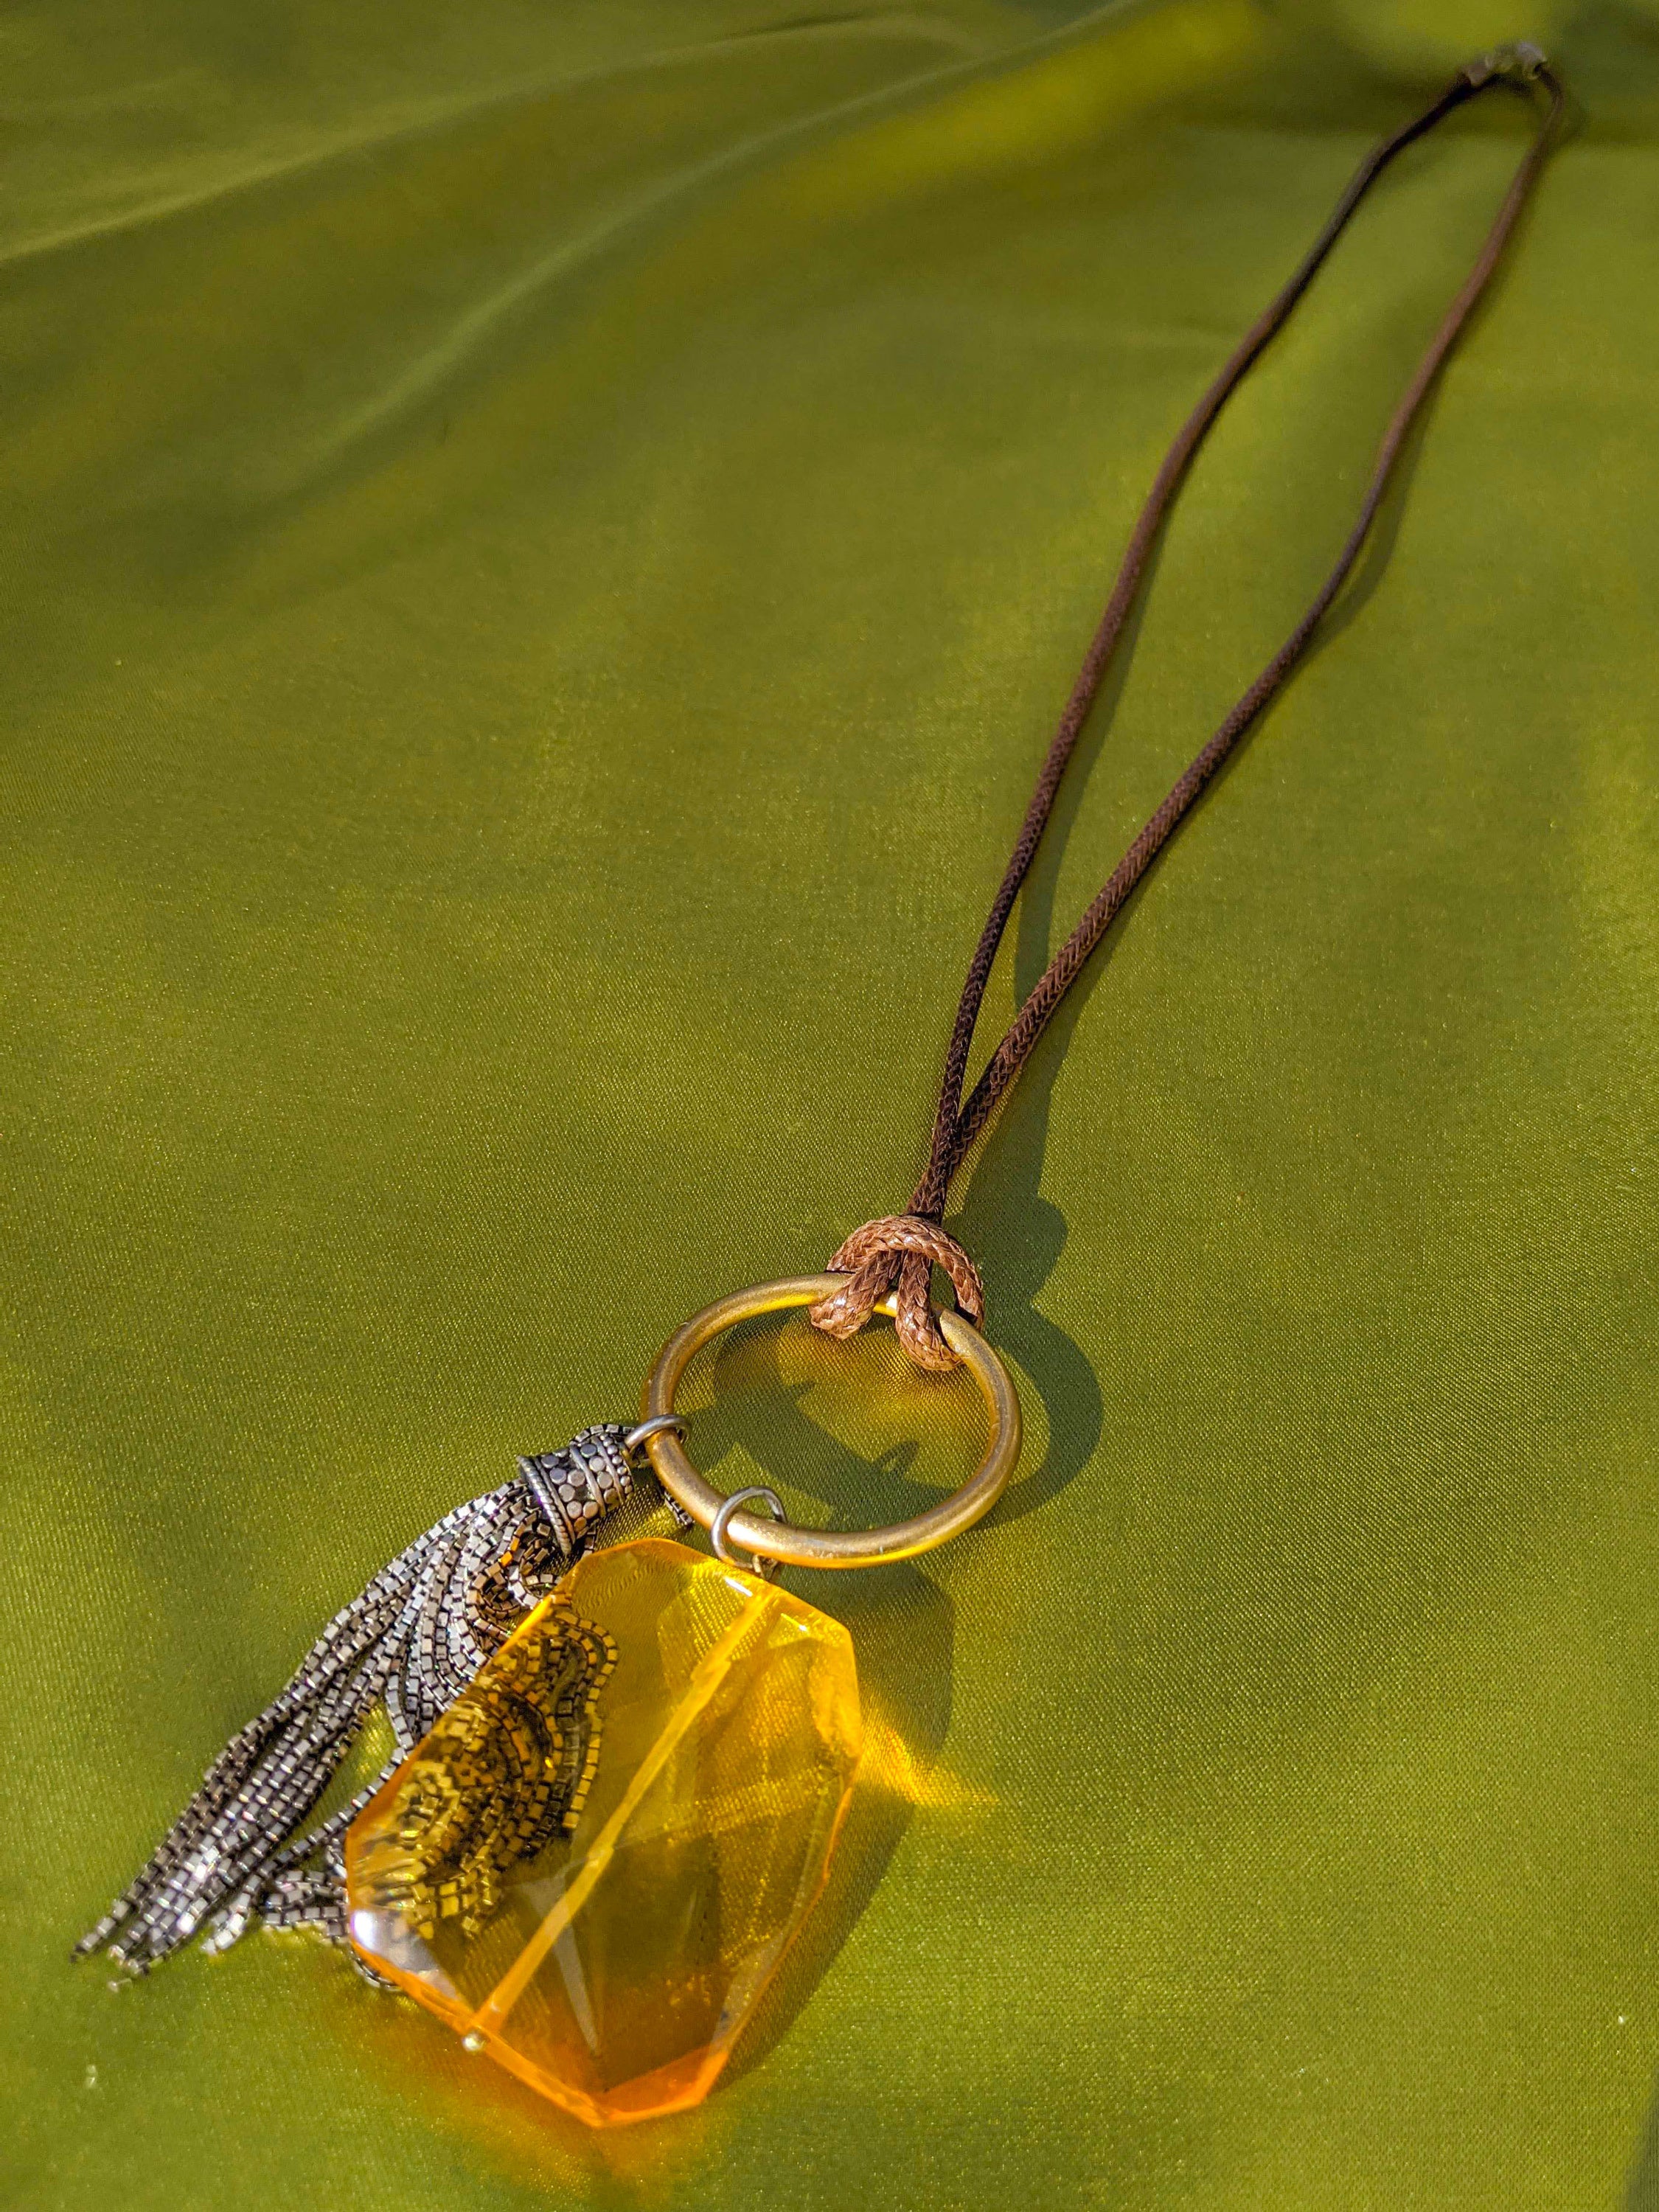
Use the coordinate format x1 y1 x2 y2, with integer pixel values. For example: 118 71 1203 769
807 1216 984 1374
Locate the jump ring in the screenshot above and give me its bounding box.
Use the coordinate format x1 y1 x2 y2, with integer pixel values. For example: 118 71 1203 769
711 1484 786 1581
622 1413 687 1464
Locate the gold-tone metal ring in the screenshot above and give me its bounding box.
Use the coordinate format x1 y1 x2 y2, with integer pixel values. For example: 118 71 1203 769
641 1273 1021 1570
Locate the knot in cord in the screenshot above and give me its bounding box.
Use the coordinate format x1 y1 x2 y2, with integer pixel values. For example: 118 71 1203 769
808 1216 984 1374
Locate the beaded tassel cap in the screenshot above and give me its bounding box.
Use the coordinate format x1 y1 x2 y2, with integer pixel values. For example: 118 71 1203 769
75 1425 635 1978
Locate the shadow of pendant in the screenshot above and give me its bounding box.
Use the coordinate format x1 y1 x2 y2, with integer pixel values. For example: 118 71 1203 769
342 1537 862 2127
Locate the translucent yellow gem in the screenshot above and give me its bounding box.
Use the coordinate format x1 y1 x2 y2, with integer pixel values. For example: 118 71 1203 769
344 1537 862 2126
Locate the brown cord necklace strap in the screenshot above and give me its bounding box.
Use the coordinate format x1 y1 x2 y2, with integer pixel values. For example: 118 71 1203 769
811 43 1567 1371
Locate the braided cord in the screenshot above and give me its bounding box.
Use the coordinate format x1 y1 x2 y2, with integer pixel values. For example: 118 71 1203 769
813 46 1565 1367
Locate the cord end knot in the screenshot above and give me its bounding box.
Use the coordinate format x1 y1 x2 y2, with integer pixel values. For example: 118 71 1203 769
1462 40 1548 88
808 1215 984 1373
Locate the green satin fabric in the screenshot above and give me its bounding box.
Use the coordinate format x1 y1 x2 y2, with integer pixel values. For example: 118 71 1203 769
7 1 1659 2205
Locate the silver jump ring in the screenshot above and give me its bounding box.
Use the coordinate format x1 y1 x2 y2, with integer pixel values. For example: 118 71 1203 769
622 1413 687 1465
711 1484 786 1581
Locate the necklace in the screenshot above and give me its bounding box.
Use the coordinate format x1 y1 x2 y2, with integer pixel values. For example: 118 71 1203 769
75 43 1565 2131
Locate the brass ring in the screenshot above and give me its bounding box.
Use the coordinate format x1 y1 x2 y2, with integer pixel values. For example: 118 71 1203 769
640 1273 1021 1570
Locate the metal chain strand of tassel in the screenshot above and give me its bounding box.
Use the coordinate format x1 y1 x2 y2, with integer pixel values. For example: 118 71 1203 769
810 42 1564 1371
74 1425 638 1981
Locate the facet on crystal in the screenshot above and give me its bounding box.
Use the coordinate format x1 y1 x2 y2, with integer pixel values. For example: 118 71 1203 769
344 1538 862 2126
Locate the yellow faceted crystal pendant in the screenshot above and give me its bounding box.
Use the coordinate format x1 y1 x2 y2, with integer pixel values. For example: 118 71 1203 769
343 1537 862 2126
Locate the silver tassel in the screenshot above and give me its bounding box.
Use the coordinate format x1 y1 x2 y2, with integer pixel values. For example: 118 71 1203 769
75 1425 637 1979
